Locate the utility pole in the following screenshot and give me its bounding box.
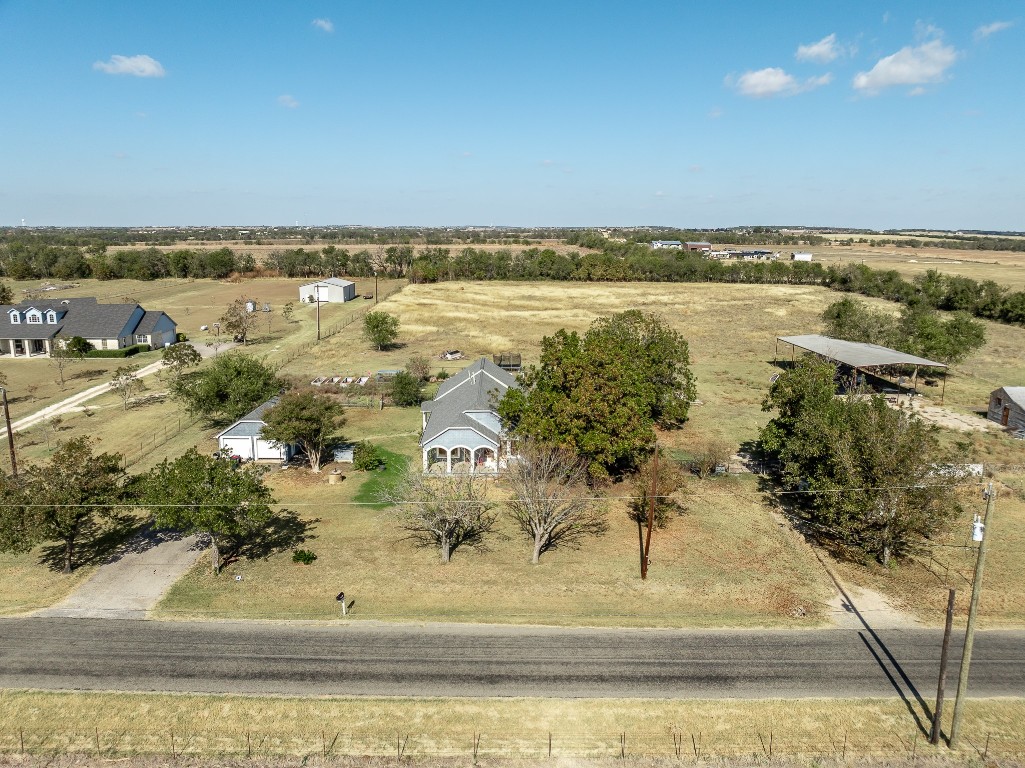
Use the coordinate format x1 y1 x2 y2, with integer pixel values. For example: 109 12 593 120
949 482 996 748
374 273 379 305
641 446 658 580
930 588 956 745
1 386 17 477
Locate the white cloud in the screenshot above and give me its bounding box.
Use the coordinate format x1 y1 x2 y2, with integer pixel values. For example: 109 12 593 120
278 94 299 108
974 20 1013 41
796 33 844 63
730 68 832 98
852 39 957 94
93 54 165 77
312 18 334 33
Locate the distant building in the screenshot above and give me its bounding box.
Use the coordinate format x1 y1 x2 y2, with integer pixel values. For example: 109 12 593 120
651 240 683 249
988 387 1025 431
299 278 356 304
791 252 814 262
685 241 712 252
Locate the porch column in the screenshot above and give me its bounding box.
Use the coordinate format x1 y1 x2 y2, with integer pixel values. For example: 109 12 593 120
422 450 429 472
446 449 452 474
470 449 476 474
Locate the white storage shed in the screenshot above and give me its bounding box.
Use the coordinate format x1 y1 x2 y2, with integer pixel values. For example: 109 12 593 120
299 278 356 304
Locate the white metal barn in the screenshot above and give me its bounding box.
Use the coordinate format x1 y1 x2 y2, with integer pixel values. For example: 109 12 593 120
299 278 356 304
215 397 295 462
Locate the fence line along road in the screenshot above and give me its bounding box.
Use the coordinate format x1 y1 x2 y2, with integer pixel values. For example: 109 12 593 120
1 726 1021 760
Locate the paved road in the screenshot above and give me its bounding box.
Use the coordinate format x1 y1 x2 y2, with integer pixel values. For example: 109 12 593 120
1 619 1023 699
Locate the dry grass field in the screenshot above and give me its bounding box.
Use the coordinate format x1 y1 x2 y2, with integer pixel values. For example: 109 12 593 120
1 690 1022 760
4 279 1024 627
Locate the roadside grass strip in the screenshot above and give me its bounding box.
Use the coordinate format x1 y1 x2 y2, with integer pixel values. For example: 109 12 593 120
0 691 1023 759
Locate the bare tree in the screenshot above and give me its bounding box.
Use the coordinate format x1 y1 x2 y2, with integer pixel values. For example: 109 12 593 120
689 437 734 479
383 470 498 563
109 365 141 410
49 344 83 389
220 297 260 346
505 441 608 563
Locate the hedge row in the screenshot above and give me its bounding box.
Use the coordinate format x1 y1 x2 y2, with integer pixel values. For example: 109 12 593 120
84 343 149 359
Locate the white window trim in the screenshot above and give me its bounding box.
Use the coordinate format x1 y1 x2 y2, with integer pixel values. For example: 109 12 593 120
9 311 20 324
26 311 42 324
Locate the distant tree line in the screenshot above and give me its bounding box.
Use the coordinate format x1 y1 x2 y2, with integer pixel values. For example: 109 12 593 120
0 242 253 281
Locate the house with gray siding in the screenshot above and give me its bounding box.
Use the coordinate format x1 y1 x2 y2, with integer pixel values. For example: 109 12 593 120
0 297 177 358
420 358 518 473
988 387 1025 431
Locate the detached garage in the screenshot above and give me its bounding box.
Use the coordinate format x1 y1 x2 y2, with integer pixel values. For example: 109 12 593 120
216 397 295 462
299 278 356 304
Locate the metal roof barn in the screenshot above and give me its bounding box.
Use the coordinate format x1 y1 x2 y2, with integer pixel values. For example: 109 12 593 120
775 334 948 402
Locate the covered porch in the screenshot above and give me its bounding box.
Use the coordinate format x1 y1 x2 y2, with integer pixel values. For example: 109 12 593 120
423 444 499 474
0 338 53 358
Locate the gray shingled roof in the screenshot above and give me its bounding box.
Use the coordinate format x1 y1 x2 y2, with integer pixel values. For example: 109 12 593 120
135 310 175 335
58 303 140 339
215 397 281 439
420 359 517 446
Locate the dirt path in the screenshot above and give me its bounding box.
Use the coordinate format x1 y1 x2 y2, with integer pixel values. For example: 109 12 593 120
35 528 205 619
7 342 233 434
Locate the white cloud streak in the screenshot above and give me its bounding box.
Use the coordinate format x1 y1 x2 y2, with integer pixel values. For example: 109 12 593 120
93 54 165 77
278 94 299 108
312 18 334 33
974 20 1013 41
730 68 832 98
796 33 842 63
852 39 957 94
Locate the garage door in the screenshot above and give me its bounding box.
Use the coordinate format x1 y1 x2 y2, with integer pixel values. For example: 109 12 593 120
220 437 254 460
255 439 287 460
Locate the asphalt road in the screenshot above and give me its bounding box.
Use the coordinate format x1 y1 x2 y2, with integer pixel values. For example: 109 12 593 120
2 618 1024 699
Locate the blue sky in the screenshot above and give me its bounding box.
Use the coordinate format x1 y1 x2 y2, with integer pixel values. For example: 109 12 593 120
1 0 1022 229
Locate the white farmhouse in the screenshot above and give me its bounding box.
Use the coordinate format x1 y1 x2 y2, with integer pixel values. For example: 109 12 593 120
299 278 356 304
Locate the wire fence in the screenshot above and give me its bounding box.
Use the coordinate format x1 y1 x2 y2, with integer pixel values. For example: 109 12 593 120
278 281 406 368
0 727 1021 760
120 414 202 468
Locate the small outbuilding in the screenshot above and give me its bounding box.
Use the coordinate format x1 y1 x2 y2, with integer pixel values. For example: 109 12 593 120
988 387 1025 430
791 252 813 262
216 397 295 462
299 278 356 304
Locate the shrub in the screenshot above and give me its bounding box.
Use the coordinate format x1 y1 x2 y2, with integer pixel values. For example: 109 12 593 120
292 549 317 565
84 344 148 359
353 440 383 471
65 336 94 355
436 370 450 380
390 371 424 407
176 332 188 342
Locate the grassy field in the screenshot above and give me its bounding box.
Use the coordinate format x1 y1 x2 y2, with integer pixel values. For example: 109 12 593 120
1 690 1022 760
5 279 1024 627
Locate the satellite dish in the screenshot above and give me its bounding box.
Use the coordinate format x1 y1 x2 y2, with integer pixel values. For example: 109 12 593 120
770 373 780 384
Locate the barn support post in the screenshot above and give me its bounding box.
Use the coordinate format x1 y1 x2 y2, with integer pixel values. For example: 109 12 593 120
941 370 947 406
773 338 779 365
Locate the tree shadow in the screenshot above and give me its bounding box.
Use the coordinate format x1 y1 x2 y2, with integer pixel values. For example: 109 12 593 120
36 514 145 572
223 509 319 568
754 471 934 737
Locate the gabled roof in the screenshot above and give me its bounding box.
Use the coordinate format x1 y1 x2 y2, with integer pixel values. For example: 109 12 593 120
135 310 176 335
215 397 281 439
59 303 140 339
300 277 355 288
420 358 517 447
431 357 516 402
998 387 1025 410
